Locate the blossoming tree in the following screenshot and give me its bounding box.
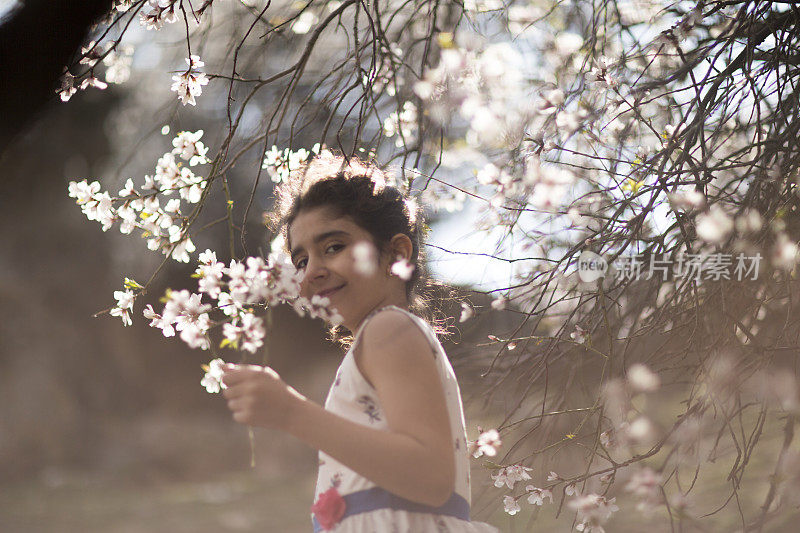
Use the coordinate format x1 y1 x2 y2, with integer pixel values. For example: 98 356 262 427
59 0 800 530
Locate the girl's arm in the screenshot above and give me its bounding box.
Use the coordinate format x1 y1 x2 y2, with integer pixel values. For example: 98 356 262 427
222 310 455 507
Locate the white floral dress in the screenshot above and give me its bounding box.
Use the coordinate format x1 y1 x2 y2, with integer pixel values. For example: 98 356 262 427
311 306 499 532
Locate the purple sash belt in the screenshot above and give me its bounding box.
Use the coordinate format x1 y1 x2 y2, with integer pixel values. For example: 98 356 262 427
312 487 470 532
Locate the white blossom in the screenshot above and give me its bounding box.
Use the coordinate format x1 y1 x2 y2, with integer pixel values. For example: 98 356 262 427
591 56 618 89
383 101 418 147
172 130 209 166
459 302 474 322
492 464 532 489
140 0 178 30
352 241 378 275
226 259 249 302
201 358 228 393
771 233 799 271
262 144 320 183
470 428 501 458
627 416 655 443
118 178 137 198
536 89 565 114
115 0 135 11
270 233 286 256
155 152 180 191
217 292 241 317
508 5 540 35
178 312 211 349
170 235 196 263
627 363 660 392
110 289 135 326
464 0 504 12
79 41 103 68
117 205 137 234
570 324 588 344
58 72 77 102
196 249 225 299
158 289 212 349
79 76 108 91
491 295 507 310
81 191 115 231
735 209 763 234
696 205 733 244
390 258 415 280
68 180 101 205
103 46 133 84
667 190 705 211
503 495 521 516
171 56 209 106
143 304 175 337
624 467 662 511
525 485 553 506
529 166 575 211
294 294 344 325
291 10 318 34
554 32 584 56
223 312 265 353
569 494 619 532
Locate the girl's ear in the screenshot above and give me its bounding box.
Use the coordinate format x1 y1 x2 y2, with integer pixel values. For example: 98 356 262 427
388 233 413 262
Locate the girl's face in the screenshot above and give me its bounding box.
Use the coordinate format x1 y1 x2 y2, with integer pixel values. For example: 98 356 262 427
287 206 408 332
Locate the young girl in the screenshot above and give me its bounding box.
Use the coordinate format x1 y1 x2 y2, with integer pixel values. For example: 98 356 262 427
221 152 498 532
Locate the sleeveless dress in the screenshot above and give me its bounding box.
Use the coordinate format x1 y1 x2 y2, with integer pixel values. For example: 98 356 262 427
311 305 499 532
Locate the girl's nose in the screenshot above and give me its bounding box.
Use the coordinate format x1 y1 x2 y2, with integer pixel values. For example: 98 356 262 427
303 257 329 284
300 261 328 298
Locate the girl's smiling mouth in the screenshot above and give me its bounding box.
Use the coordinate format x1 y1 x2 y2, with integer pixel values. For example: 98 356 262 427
317 284 345 298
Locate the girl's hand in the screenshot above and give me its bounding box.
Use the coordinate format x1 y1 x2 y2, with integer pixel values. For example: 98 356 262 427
221 363 306 430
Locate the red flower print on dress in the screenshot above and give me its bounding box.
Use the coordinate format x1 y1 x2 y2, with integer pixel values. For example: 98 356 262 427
311 487 346 531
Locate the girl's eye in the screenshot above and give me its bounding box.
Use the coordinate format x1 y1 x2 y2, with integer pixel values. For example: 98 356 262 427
294 244 343 270
326 243 344 254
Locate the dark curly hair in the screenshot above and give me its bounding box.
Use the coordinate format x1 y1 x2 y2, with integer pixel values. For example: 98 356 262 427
267 151 444 345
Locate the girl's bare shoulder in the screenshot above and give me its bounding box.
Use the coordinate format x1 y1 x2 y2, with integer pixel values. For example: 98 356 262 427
355 308 437 383
359 307 428 347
